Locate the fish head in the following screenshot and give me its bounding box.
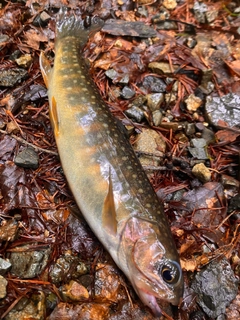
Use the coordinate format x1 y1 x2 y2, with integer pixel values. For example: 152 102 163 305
123 225 183 316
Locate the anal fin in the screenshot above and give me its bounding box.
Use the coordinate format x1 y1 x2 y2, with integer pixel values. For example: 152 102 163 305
50 96 60 136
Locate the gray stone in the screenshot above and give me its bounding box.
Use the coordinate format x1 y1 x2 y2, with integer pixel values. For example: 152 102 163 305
14 147 39 169
9 245 50 278
124 105 145 123
191 258 238 318
0 257 11 275
205 93 240 128
188 147 208 160
142 76 167 93
121 86 135 99
191 138 207 148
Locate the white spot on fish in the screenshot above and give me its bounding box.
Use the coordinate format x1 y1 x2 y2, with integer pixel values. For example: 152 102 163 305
73 79 78 84
67 87 72 90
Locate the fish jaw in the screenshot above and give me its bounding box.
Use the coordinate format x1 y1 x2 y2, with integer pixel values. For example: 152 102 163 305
118 217 183 315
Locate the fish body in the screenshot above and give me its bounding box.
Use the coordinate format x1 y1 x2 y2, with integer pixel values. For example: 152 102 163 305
40 12 183 315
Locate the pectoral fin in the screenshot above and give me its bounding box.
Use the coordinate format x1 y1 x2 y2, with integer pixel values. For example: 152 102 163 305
102 168 117 237
39 52 52 89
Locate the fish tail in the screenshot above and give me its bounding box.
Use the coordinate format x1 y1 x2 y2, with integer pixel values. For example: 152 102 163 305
56 7 104 47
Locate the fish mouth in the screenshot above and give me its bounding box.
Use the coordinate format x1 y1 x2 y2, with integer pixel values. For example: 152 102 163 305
137 290 162 316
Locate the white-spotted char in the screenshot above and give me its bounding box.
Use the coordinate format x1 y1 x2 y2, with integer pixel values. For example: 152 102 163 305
40 11 183 316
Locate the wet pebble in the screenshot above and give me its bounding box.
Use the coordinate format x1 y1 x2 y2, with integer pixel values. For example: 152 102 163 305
163 0 177 10
4 292 45 320
15 54 32 68
61 280 89 301
6 121 20 134
191 258 238 318
185 93 202 112
193 1 208 23
205 93 240 128
14 147 39 169
121 86 135 99
105 69 129 84
0 68 28 87
133 128 165 166
48 302 109 320
148 62 173 74
0 219 19 242
124 105 145 122
0 257 11 275
152 109 162 126
142 76 167 93
33 11 51 27
49 253 88 284
184 123 196 136
0 275 8 299
146 93 164 111
94 264 122 302
191 138 206 148
192 163 211 182
9 244 50 278
188 146 208 159
132 95 147 107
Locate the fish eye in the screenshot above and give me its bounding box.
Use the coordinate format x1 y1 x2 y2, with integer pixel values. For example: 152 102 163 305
160 261 181 285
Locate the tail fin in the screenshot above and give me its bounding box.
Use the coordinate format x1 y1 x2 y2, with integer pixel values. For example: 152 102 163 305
56 7 104 47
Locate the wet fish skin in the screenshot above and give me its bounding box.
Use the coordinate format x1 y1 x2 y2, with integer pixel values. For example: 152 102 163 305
40 12 183 316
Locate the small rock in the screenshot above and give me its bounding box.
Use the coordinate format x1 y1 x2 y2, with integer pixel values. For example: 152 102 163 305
133 128 165 166
163 0 177 10
15 54 32 68
14 147 39 169
201 126 215 144
33 11 51 27
155 21 178 30
175 132 189 143
191 258 238 318
184 123 196 136
6 121 19 134
61 280 89 301
124 105 145 123
152 110 162 126
186 37 197 49
0 275 8 299
192 163 211 182
0 220 19 242
9 244 50 278
0 34 10 50
121 86 135 99
105 69 129 84
132 95 147 107
206 10 218 23
0 257 12 275
4 292 45 320
48 302 109 320
143 76 167 93
191 138 206 148
94 264 121 302
185 94 202 112
193 1 208 23
0 68 28 87
188 147 208 159
146 93 164 111
205 93 240 128
49 253 88 285
148 62 174 74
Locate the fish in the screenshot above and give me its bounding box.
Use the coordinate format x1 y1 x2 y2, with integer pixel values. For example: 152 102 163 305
39 11 184 316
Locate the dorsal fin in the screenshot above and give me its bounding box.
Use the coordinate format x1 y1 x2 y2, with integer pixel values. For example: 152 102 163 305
102 167 118 237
